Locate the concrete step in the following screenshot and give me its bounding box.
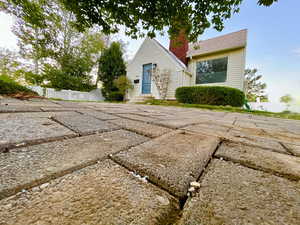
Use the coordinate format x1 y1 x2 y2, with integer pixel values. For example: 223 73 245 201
128 95 155 103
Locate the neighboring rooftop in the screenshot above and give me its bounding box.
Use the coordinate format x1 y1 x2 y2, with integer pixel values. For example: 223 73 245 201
187 29 247 57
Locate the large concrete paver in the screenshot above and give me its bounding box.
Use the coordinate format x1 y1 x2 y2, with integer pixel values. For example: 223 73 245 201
0 160 180 225
151 118 209 129
0 105 42 113
0 111 80 119
52 114 119 135
0 130 149 199
78 110 120 120
178 159 300 225
183 122 231 138
282 143 300 157
215 142 300 180
112 131 220 199
227 129 287 153
0 117 76 151
111 118 173 137
116 113 158 123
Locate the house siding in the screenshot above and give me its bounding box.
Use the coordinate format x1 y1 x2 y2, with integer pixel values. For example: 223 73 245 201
127 38 187 99
188 48 246 90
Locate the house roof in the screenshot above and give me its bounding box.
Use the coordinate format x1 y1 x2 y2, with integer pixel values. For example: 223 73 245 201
151 38 187 70
187 29 247 58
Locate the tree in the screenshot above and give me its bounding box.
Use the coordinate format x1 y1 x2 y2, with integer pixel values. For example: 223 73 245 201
280 94 293 111
1 0 105 91
98 42 126 100
2 0 279 41
244 69 268 102
0 48 27 83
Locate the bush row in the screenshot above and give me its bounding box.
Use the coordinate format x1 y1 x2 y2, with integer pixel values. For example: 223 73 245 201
0 75 38 95
175 86 245 107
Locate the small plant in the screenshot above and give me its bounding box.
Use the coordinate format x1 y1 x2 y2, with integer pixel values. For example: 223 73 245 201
175 86 245 107
113 75 133 98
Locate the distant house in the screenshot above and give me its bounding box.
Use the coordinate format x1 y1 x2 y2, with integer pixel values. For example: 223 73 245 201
126 29 247 101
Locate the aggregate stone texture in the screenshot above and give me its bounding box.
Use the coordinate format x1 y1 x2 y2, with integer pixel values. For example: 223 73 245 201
0 130 149 199
116 113 158 123
177 159 300 225
78 109 120 120
0 117 76 151
0 160 180 225
52 113 119 135
183 122 231 138
227 129 287 153
215 142 300 180
111 118 173 137
282 143 300 157
0 105 42 113
2 98 300 224
112 131 220 199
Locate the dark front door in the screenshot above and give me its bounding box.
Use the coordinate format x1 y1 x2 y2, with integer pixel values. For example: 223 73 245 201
142 63 152 94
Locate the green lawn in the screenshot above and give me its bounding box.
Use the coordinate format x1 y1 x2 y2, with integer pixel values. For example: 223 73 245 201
141 99 300 121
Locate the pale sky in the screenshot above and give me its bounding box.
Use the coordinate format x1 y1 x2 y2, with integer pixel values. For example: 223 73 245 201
0 0 299 103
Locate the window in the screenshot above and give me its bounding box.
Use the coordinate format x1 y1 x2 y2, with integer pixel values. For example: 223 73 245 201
196 57 228 84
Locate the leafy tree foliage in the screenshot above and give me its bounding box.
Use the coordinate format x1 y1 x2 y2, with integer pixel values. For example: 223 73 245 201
2 0 273 41
1 0 105 91
98 42 126 100
280 94 293 110
0 48 27 83
244 69 268 102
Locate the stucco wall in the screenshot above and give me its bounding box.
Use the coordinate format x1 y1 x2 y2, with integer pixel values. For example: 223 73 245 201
187 48 246 90
127 38 188 99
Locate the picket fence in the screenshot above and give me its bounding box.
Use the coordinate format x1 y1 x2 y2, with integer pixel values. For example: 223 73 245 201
28 86 104 101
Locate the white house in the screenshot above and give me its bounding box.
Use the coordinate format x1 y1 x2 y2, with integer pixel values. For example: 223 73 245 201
126 29 247 101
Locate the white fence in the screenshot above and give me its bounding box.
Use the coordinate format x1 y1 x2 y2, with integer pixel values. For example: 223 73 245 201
28 86 104 101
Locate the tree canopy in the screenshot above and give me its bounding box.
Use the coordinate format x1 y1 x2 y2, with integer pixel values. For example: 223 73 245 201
1 0 279 40
244 68 268 102
1 0 106 91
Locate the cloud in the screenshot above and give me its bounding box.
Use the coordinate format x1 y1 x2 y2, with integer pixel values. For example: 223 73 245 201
292 48 300 56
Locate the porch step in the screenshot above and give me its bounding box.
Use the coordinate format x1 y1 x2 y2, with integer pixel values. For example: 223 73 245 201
128 95 155 103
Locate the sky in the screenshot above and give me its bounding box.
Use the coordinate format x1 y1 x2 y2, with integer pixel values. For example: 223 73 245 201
0 0 299 103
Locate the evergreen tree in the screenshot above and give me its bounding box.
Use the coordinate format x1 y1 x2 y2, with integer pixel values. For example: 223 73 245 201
98 42 126 100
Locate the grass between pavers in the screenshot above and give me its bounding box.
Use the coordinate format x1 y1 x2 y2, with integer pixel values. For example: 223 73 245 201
141 99 300 121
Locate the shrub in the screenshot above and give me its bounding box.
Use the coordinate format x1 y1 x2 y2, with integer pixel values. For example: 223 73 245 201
175 86 245 107
107 91 124 101
113 75 133 95
0 75 38 95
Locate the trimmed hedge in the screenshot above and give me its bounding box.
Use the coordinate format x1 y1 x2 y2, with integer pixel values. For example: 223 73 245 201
106 91 124 101
175 86 245 107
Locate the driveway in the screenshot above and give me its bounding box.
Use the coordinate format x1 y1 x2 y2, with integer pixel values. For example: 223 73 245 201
0 97 299 225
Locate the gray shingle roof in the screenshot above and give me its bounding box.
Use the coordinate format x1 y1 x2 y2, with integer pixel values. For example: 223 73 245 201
187 29 247 57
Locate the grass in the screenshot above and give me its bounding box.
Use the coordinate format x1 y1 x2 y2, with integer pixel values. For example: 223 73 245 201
0 75 38 96
142 99 300 121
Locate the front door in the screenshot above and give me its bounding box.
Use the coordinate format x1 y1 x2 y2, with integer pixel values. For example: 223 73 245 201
142 63 152 94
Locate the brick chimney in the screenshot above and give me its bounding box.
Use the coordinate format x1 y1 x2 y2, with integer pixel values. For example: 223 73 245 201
169 30 189 65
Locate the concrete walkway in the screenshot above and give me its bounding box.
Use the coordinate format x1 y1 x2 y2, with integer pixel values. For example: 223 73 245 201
0 97 299 225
